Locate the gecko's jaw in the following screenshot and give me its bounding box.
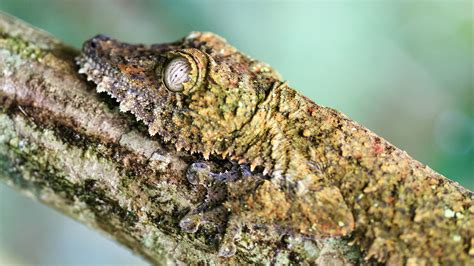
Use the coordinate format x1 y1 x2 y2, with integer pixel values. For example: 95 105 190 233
77 54 158 129
77 35 121 86
76 54 124 112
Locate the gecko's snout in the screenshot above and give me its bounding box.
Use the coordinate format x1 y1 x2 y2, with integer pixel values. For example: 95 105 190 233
82 34 113 54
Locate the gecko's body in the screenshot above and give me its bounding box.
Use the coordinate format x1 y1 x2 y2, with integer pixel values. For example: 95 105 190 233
78 32 473 264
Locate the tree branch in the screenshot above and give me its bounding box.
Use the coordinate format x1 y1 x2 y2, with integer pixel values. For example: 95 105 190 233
0 13 359 265
0 12 472 265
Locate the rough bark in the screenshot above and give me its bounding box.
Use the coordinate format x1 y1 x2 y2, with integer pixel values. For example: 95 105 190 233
0 12 472 265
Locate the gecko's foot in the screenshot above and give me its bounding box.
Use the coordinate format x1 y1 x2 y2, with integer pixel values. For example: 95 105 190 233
179 162 237 234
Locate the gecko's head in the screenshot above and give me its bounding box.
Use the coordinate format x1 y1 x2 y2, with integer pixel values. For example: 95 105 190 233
78 32 281 157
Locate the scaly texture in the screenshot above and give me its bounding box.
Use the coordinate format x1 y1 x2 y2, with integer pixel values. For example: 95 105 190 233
77 32 473 265
1 13 361 265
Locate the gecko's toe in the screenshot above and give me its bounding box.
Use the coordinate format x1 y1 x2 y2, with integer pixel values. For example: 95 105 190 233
179 214 202 233
186 162 212 186
218 242 236 257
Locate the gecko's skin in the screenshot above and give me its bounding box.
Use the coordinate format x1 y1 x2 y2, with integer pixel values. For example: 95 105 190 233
77 33 473 263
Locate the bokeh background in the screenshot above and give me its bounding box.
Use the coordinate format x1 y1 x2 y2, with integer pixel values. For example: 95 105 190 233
0 0 472 265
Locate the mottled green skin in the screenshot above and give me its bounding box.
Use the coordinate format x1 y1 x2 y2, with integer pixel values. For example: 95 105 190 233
78 32 473 264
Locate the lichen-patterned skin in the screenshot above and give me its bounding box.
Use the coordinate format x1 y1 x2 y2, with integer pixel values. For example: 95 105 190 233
77 32 473 264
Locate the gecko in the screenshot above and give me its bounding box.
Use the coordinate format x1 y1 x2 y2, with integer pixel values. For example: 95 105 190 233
77 32 473 263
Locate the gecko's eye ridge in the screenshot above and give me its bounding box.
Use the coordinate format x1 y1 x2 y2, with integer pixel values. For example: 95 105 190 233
163 56 192 92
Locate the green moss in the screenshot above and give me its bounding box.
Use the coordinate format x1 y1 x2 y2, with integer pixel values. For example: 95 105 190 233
0 32 46 60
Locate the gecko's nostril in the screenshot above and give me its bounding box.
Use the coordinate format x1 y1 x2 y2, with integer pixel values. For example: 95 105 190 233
86 35 113 51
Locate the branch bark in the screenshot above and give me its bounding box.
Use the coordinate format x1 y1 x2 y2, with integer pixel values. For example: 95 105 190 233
0 13 358 265
0 12 472 265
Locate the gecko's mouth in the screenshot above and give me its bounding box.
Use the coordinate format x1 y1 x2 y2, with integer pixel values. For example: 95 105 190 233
76 52 119 97
76 35 120 87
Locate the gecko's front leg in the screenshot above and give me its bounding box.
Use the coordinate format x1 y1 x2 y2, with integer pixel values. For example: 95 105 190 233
179 162 231 234
78 33 355 259
180 162 256 257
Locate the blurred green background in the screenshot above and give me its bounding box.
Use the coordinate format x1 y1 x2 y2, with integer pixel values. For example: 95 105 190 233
0 0 472 265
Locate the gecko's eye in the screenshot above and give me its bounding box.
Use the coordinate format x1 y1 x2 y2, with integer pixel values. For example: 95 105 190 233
163 56 193 92
159 49 208 94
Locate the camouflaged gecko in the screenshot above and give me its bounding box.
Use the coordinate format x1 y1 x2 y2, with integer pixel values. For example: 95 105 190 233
77 32 355 257
77 33 474 264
